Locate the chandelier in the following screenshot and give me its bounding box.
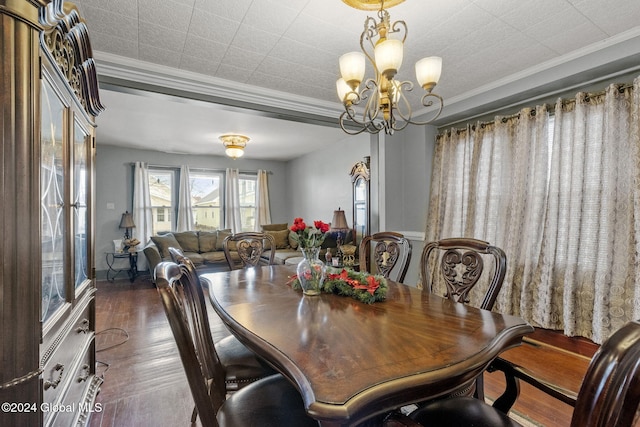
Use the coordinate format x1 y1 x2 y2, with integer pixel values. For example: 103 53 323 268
337 0 444 135
219 133 249 159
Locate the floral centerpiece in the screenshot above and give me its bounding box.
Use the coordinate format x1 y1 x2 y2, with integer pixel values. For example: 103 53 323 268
289 267 388 304
289 218 330 296
289 217 330 249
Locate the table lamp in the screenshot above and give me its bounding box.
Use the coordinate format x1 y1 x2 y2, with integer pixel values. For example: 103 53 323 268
119 211 136 240
330 208 350 265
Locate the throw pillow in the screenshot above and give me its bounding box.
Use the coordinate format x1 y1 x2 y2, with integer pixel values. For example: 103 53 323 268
198 231 217 253
261 223 288 231
172 231 199 252
288 231 299 249
151 234 183 259
265 229 290 249
216 229 236 251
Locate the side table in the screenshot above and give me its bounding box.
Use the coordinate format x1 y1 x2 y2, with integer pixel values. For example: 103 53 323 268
106 251 139 282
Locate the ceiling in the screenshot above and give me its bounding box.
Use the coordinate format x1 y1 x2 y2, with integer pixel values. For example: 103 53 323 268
69 0 640 161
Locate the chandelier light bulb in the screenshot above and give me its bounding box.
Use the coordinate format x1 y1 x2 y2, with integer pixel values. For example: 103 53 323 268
339 52 366 88
415 56 442 92
374 38 403 79
336 78 358 104
225 146 244 159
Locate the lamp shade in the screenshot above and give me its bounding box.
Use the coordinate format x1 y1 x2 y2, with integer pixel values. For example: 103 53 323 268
119 211 136 229
225 146 245 158
374 38 403 78
339 51 366 87
415 56 442 91
336 78 358 104
330 208 349 231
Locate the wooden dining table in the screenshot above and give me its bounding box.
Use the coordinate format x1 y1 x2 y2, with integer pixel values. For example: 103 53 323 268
203 265 533 427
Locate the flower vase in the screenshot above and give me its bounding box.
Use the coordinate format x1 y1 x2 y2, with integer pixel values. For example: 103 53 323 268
296 247 326 296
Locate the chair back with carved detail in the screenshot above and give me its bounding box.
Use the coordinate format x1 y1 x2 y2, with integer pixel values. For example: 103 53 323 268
398 320 640 427
421 238 506 311
155 260 225 427
223 232 275 270
359 232 412 283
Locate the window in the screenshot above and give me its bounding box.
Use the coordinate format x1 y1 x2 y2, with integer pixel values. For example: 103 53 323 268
146 168 259 234
190 171 223 231
238 175 257 231
148 169 174 234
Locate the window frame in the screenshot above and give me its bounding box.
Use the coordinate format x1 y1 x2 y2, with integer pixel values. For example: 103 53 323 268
148 167 176 234
189 169 224 232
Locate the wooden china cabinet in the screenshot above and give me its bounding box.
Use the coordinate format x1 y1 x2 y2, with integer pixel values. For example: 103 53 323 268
0 1 103 426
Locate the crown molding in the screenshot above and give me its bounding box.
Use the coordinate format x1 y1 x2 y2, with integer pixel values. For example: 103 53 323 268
94 51 345 123
426 27 640 126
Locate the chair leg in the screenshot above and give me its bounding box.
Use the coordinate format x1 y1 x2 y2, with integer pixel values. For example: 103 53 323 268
190 405 198 423
474 373 485 401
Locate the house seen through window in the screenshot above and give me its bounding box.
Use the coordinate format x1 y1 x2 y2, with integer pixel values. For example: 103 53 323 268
148 168 258 234
148 169 174 234
190 171 223 231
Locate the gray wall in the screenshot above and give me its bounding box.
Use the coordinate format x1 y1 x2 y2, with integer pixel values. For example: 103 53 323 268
368 124 437 286
96 125 434 287
285 133 370 225
95 145 289 273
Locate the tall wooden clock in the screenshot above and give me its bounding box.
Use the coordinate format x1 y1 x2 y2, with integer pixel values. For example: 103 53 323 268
350 157 371 247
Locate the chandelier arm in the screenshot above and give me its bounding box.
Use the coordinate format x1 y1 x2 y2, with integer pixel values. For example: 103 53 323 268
342 102 378 130
404 93 445 126
360 79 381 123
340 109 384 135
339 112 371 136
389 19 407 43
392 80 415 122
360 17 381 82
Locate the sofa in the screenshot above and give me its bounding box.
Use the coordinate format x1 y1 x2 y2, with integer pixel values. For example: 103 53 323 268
142 225 355 280
258 223 355 266
143 230 241 278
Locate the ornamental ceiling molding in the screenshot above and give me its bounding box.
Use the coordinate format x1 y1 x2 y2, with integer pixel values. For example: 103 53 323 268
92 27 640 129
94 51 345 124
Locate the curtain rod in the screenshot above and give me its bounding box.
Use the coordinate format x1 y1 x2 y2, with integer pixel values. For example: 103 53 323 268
438 82 634 137
132 163 272 174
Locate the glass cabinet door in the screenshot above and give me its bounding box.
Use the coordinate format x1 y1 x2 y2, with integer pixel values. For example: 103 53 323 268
41 79 66 322
354 177 368 244
73 120 90 289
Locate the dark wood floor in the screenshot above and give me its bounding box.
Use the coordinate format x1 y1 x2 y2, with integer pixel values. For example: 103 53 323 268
88 275 598 427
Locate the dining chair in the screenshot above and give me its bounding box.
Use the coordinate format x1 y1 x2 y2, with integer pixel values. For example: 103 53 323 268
421 237 507 311
166 247 279 422
155 259 317 426
384 320 640 427
359 232 412 283
222 232 275 270
420 237 507 400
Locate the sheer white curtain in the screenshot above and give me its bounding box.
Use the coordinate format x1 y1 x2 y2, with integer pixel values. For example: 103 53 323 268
133 161 153 271
254 170 271 230
176 165 193 231
225 168 241 232
425 76 640 343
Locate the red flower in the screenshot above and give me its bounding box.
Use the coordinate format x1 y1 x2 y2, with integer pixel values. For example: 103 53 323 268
314 220 330 233
290 217 306 232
